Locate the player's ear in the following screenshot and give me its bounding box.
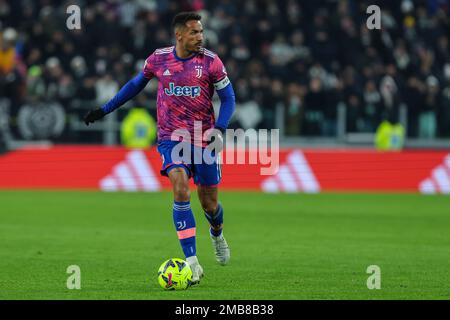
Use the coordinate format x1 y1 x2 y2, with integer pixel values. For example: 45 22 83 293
175 26 183 41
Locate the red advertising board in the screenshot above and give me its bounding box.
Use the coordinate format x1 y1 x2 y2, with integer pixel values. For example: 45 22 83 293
0 145 448 194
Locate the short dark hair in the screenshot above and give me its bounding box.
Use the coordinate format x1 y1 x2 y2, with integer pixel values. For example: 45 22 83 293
171 12 201 30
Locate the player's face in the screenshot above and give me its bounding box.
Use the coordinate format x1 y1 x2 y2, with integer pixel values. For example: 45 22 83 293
180 20 204 53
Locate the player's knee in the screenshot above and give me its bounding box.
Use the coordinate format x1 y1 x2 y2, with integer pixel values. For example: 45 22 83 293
169 167 190 202
201 199 218 214
173 182 190 202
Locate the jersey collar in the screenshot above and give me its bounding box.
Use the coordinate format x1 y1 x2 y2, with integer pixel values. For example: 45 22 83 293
173 47 198 61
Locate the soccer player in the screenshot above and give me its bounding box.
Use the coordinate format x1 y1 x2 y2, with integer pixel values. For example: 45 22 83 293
83 12 235 285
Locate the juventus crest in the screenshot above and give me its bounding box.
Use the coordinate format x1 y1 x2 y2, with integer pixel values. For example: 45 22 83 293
195 65 203 78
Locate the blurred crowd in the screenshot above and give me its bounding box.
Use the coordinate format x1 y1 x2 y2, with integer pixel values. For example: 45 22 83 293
1 0 450 142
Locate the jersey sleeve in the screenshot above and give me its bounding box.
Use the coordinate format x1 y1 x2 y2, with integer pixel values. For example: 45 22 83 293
142 52 156 80
209 55 230 91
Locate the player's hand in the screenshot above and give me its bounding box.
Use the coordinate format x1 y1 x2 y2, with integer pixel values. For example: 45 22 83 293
206 127 225 153
83 108 105 126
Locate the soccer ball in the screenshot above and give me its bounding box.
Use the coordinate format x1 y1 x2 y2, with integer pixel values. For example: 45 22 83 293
157 258 193 290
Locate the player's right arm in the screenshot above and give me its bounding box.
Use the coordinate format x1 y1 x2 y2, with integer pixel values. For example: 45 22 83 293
83 54 155 126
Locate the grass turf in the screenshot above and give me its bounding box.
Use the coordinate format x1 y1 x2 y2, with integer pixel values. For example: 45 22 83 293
0 191 449 300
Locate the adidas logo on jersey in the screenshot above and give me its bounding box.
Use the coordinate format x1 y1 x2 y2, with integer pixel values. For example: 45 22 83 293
163 69 171 76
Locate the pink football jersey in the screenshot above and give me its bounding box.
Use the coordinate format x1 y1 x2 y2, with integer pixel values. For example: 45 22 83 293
142 46 229 146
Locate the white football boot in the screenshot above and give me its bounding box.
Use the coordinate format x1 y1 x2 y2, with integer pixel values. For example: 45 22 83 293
211 233 230 265
186 256 204 285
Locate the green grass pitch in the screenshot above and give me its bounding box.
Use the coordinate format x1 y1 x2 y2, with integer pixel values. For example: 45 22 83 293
0 191 449 300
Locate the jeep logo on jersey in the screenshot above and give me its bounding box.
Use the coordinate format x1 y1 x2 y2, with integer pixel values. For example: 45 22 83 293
164 82 201 98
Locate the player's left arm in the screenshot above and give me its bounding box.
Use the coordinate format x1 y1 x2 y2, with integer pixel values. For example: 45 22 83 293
211 55 236 133
214 79 236 133
207 80 235 152
206 55 236 151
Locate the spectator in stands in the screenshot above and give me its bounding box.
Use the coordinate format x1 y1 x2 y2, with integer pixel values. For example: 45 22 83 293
0 27 26 114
